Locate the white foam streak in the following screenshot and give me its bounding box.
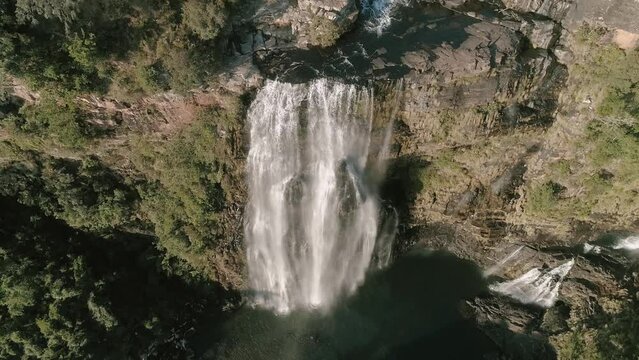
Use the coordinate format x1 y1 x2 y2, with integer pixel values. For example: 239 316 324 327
489 259 575 308
361 0 409 35
483 246 524 276
245 79 394 313
613 236 639 251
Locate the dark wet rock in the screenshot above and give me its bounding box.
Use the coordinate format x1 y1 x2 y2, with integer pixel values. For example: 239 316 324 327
437 0 468 7
540 302 570 334
520 18 560 49
465 297 557 360
425 21 521 78
467 297 542 334
490 161 527 200
445 186 481 216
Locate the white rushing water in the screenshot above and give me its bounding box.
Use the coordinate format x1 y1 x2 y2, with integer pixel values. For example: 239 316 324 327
489 259 575 308
583 242 603 254
361 0 409 35
245 79 395 313
483 245 525 277
613 235 639 251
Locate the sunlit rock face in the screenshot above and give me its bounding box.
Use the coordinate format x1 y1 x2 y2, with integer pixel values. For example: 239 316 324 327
489 259 575 308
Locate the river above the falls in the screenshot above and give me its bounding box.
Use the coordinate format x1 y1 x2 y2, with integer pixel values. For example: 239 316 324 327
194 250 501 359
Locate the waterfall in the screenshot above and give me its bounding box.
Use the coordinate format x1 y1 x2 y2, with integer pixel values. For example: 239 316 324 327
245 79 396 313
483 245 524 277
361 0 409 35
613 235 639 251
489 259 575 308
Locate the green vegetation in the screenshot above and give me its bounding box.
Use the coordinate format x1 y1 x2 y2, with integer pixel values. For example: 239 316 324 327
0 99 245 357
597 298 639 359
183 0 232 41
526 181 564 215
417 150 466 191
523 26 639 223
308 16 342 48
0 0 237 96
586 120 639 167
11 92 90 148
574 25 639 121
0 196 231 359
0 153 138 231
129 103 245 278
551 284 639 360
552 329 601 360
0 97 246 281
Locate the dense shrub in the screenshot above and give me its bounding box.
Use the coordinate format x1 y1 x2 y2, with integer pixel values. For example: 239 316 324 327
308 16 342 48
0 155 138 231
0 0 236 95
0 197 228 359
125 102 245 280
182 0 230 41
526 181 563 215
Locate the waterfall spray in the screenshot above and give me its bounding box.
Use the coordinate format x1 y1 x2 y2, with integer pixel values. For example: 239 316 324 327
483 245 525 277
489 259 575 308
245 79 398 313
361 0 409 35
613 235 639 251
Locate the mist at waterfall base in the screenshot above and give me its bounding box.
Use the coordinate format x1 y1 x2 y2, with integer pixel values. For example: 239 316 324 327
202 251 497 360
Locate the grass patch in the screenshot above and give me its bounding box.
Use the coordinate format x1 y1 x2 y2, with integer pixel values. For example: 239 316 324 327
526 181 564 215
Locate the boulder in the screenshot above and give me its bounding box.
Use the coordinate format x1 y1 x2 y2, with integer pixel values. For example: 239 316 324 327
293 0 359 48
520 18 560 49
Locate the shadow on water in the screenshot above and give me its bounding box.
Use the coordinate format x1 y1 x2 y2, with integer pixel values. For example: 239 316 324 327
199 251 502 359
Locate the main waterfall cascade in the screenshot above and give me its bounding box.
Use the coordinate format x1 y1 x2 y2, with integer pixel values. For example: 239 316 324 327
245 79 399 313
489 259 575 308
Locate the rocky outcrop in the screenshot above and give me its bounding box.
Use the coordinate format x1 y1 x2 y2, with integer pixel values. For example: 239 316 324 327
287 0 359 47
25 57 265 137
239 0 358 50
500 0 639 35
466 297 557 360
500 0 573 21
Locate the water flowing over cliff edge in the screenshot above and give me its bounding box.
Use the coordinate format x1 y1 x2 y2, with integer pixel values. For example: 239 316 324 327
245 79 398 313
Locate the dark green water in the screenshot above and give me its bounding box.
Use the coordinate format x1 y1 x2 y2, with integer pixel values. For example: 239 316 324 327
197 251 501 359
256 3 478 83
